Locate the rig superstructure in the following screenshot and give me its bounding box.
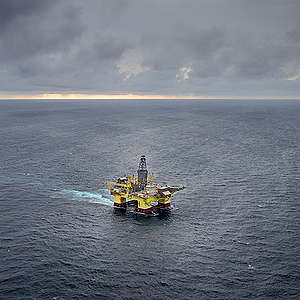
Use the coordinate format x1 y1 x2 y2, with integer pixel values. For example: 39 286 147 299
104 155 184 215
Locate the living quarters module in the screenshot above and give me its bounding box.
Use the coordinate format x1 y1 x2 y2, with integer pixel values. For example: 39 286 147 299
104 156 184 216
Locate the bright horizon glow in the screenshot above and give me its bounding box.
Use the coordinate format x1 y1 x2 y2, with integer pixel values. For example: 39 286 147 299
0 93 300 100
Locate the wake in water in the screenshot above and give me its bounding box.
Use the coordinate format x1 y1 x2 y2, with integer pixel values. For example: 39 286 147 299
59 189 114 207
1 173 114 208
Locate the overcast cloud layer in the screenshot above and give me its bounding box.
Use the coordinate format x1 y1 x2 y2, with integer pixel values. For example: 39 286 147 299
0 0 300 97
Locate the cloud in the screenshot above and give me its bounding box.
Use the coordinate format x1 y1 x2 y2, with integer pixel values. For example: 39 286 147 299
176 66 192 82
0 1 84 64
117 51 151 80
286 69 300 81
0 0 300 97
282 62 300 81
0 0 55 30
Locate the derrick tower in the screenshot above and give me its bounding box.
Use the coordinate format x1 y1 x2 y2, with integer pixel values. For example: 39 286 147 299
137 155 148 185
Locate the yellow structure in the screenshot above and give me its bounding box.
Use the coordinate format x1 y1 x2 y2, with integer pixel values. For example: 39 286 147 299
104 156 184 216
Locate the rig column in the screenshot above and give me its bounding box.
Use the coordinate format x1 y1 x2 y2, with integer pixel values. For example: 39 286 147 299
158 195 172 209
136 199 153 215
113 194 127 209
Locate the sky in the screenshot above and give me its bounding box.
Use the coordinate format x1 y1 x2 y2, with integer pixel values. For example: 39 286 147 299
0 0 300 99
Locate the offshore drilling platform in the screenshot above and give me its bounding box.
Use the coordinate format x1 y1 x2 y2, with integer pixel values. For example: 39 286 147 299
105 156 184 216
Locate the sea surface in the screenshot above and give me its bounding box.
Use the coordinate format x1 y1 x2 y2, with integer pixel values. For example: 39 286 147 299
0 99 299 299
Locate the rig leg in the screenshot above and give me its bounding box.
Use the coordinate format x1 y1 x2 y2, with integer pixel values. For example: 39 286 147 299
158 196 172 210
159 203 171 209
113 195 127 209
136 199 153 215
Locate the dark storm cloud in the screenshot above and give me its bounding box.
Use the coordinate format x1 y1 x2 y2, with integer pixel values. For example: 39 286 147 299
0 1 83 61
0 0 54 30
0 0 300 96
286 29 300 44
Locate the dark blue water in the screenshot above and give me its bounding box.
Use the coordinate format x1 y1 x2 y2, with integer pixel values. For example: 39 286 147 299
0 99 299 299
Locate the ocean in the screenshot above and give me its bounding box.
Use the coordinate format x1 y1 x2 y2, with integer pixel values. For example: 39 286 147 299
0 99 299 299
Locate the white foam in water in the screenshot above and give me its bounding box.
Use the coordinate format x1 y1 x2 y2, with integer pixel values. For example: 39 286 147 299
61 189 114 207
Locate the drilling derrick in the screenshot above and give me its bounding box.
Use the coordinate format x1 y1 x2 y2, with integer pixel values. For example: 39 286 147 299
104 155 184 216
137 155 148 185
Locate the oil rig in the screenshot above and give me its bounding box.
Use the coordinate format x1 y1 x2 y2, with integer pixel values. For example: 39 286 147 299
104 155 184 216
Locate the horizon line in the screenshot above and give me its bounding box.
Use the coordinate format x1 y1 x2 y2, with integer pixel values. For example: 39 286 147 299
0 93 300 100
